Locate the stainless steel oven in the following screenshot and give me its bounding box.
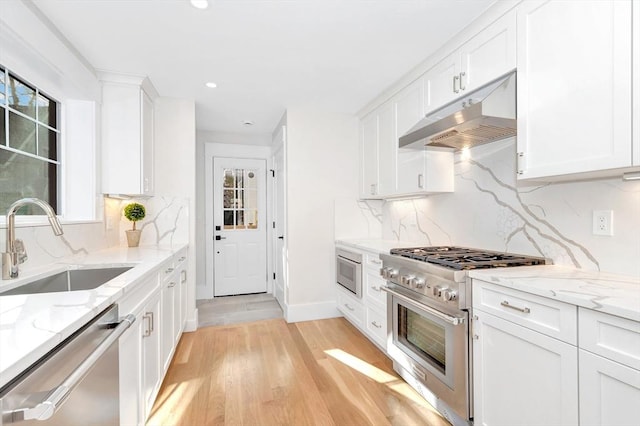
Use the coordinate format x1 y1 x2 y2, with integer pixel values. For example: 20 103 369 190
336 248 362 298
380 246 547 426
384 285 469 425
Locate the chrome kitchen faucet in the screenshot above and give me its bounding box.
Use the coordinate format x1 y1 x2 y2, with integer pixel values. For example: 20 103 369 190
2 198 64 280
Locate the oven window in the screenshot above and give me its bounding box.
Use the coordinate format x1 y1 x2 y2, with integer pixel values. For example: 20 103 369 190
398 305 446 373
339 260 354 282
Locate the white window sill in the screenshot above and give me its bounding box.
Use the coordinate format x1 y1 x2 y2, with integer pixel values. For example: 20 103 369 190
0 217 103 229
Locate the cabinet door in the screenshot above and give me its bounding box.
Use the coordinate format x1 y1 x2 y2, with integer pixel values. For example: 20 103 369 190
425 52 459 114
141 292 161 421
161 279 176 373
395 79 426 194
633 2 639 166
141 90 154 195
377 101 397 196
516 0 633 180
173 275 182 345
460 9 516 93
180 266 188 328
579 350 640 426
473 311 578 426
360 112 379 198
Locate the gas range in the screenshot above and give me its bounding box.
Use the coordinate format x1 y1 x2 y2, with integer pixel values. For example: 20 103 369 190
380 246 548 311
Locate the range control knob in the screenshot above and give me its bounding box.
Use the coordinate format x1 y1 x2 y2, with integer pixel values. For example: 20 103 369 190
379 267 388 278
413 278 426 289
432 285 443 297
387 269 399 279
441 289 458 302
401 275 415 286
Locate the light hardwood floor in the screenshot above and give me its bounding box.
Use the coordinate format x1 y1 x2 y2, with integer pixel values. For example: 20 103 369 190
147 318 451 426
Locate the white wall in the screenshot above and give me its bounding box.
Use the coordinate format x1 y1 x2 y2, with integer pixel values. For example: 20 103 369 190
284 108 359 320
153 98 197 329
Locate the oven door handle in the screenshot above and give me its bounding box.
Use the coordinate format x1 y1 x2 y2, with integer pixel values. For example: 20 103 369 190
382 286 466 326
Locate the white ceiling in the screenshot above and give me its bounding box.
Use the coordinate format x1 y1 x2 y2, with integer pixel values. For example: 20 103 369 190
32 0 495 137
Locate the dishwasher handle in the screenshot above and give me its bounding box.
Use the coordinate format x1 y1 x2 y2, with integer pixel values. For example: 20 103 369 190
7 314 136 423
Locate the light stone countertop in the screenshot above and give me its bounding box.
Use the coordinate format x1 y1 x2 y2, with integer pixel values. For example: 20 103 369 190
0 244 187 389
469 265 640 322
335 238 419 255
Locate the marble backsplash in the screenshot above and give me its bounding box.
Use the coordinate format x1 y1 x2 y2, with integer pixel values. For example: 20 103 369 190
0 196 189 276
336 138 640 278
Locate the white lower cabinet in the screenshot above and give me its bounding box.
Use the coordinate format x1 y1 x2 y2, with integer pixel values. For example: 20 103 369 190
141 292 162 421
579 350 640 426
118 250 188 425
365 305 387 349
337 286 365 329
472 310 579 426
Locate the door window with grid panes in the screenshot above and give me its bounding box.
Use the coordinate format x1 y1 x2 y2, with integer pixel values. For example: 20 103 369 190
0 66 60 214
222 168 259 230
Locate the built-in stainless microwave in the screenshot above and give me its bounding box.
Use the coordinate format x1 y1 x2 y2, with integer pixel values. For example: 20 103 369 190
336 248 362 298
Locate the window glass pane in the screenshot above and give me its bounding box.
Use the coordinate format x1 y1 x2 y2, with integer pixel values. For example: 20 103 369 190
223 189 234 208
0 110 5 146
0 149 57 214
235 210 245 229
7 74 36 118
38 125 57 161
235 169 243 188
0 69 5 105
246 209 258 229
245 189 257 210
223 210 234 229
244 170 257 189
9 111 36 154
223 169 234 188
37 93 57 129
235 189 244 208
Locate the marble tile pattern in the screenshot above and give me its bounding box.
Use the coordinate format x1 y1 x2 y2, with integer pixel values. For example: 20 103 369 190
379 139 640 278
0 245 186 388
334 198 383 240
469 265 640 322
118 197 189 247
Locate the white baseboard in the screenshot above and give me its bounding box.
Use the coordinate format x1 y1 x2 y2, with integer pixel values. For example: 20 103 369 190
285 300 341 323
184 308 198 332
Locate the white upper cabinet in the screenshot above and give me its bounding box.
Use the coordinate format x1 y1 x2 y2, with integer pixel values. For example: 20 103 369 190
516 0 634 181
101 73 156 195
634 2 640 168
425 9 516 114
377 102 397 196
396 79 426 194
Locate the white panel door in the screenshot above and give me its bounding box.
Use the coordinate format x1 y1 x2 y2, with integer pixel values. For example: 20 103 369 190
272 137 286 308
213 157 267 296
516 0 633 180
579 350 640 426
473 311 579 426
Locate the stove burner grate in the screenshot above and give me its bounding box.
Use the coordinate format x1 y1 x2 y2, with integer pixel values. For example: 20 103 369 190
390 246 547 270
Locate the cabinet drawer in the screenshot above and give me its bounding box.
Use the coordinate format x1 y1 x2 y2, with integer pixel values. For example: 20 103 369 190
364 253 383 269
579 308 640 370
337 287 364 328
365 305 387 349
473 280 577 344
365 272 387 308
119 273 160 316
159 260 176 284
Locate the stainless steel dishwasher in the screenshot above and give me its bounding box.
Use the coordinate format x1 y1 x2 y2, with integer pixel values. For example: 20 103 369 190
0 304 135 425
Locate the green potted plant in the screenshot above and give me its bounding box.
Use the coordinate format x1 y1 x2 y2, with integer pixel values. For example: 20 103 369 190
123 202 146 247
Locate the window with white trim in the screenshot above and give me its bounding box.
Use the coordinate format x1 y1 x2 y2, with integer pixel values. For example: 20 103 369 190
0 65 60 215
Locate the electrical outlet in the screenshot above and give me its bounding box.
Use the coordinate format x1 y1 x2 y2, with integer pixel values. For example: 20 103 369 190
592 210 613 236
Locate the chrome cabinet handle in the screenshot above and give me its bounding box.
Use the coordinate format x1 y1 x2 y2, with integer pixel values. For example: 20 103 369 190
143 313 152 337
148 311 154 332
453 75 460 93
370 259 382 265
370 183 377 195
501 300 531 314
6 314 136 422
460 71 466 90
371 286 381 292
517 152 526 175
165 267 174 274
168 282 176 288
178 256 186 262
181 270 187 283
371 321 382 329
344 303 355 311
418 173 424 189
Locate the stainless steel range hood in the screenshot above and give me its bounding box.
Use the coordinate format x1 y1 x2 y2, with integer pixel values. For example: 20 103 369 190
399 72 516 151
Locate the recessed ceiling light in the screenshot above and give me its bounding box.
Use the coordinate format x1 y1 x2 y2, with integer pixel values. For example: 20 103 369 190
242 120 254 126
205 82 217 88
190 0 209 10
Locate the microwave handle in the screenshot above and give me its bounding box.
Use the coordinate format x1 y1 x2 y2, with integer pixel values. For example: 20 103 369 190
381 286 465 326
